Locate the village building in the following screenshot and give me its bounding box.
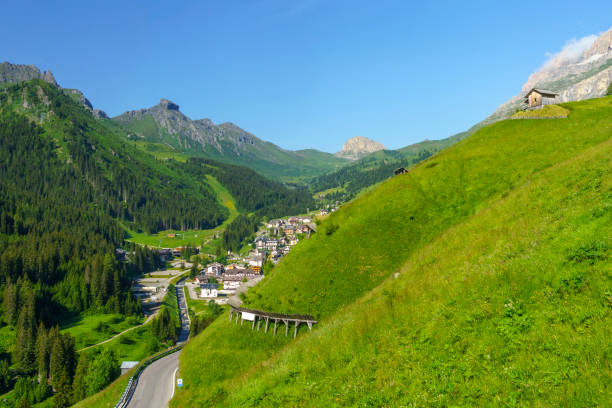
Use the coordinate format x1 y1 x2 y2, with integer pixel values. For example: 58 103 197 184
225 263 245 271
156 248 172 262
248 253 264 268
523 88 558 109
195 274 208 284
255 236 267 250
200 283 219 298
206 262 224 276
289 237 299 246
265 239 278 250
221 275 243 290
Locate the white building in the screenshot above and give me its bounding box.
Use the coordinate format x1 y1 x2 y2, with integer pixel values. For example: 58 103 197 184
207 262 224 276
200 283 219 298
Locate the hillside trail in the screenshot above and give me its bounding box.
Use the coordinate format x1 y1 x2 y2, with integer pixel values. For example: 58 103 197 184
77 312 158 352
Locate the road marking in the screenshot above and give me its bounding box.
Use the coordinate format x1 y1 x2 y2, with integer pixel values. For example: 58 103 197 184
170 367 179 400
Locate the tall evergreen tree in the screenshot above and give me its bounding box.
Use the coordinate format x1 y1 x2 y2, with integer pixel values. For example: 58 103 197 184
71 352 89 403
2 278 18 325
13 291 36 373
35 323 49 380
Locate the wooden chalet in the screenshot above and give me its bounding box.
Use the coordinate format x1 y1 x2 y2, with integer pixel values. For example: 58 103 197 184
524 88 558 109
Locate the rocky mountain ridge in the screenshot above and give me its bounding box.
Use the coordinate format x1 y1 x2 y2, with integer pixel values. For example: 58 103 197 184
0 61 58 86
1 61 108 118
489 26 612 121
113 98 347 180
335 136 385 161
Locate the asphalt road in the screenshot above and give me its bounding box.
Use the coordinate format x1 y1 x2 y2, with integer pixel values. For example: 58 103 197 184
126 351 180 408
127 278 189 408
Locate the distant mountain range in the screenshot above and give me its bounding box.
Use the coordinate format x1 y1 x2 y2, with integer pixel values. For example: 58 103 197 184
112 98 347 181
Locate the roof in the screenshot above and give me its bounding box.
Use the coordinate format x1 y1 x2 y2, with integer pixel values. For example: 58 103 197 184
208 262 224 268
525 88 558 97
200 283 219 289
120 361 139 369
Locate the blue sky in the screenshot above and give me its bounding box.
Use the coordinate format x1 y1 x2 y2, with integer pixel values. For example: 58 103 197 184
2 1 611 152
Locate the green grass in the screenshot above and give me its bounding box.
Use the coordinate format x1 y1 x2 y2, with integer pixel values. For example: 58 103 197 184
61 313 144 350
167 96 612 407
511 104 569 119
72 371 132 408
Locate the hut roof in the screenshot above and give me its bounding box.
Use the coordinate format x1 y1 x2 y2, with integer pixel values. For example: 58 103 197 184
524 88 558 99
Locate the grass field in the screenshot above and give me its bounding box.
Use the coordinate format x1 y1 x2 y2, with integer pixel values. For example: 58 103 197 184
511 104 570 119
167 96 612 407
61 314 144 350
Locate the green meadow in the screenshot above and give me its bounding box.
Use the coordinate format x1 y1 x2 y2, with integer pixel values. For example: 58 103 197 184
167 96 612 407
60 314 144 350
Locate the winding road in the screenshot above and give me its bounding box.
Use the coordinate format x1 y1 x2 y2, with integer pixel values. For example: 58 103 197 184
126 278 190 408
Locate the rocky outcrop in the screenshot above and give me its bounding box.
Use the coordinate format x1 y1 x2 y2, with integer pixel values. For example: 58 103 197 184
67 88 108 119
489 27 612 122
0 62 58 86
335 136 385 161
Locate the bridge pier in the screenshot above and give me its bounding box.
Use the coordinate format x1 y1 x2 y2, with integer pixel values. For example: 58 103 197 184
230 306 317 339
294 321 300 338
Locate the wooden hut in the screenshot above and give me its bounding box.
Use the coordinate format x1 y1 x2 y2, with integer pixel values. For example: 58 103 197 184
394 167 408 176
524 88 558 109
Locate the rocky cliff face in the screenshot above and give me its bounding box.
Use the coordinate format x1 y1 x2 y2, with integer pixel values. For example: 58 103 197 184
0 62 58 86
489 27 612 121
335 136 385 161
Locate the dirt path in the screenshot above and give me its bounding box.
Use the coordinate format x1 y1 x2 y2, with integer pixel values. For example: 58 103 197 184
77 312 158 352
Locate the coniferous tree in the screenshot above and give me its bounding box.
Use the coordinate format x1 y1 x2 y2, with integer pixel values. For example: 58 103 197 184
13 291 36 373
52 372 72 408
71 352 89 403
2 278 18 325
35 323 49 380
0 359 11 393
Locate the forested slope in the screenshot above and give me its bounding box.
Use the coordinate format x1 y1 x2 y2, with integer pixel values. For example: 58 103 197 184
171 96 612 407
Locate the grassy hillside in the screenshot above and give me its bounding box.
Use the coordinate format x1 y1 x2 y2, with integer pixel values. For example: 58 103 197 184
170 96 612 406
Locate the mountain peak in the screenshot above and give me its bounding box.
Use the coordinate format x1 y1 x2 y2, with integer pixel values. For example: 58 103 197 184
336 136 385 160
159 98 180 111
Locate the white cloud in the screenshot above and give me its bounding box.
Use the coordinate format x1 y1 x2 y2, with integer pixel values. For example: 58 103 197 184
542 34 599 69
